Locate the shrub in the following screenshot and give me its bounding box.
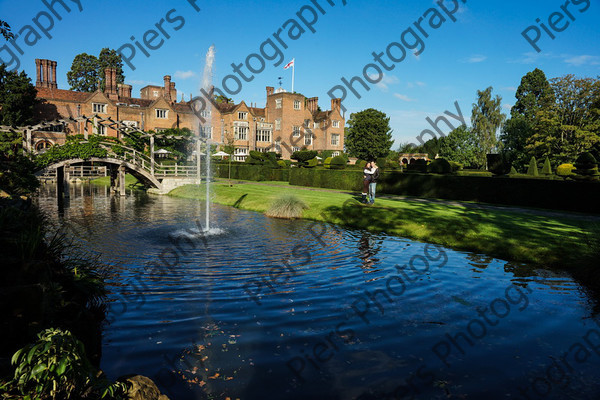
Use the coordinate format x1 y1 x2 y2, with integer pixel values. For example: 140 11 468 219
527 156 539 176
323 157 333 169
277 160 287 168
541 157 553 175
291 150 318 167
330 155 347 170
406 159 428 173
448 161 463 172
427 158 452 174
556 163 575 179
574 152 599 181
357 160 367 169
305 157 318 168
265 195 308 219
487 154 511 175
2 328 127 399
509 166 518 175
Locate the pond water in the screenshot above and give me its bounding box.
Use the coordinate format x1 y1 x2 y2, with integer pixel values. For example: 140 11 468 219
36 183 600 400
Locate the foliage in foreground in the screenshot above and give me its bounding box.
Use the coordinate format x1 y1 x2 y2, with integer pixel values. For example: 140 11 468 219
1 328 128 400
265 194 308 219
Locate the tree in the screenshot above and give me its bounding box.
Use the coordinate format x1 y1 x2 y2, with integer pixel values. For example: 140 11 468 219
98 48 125 91
345 108 394 161
471 87 506 168
67 48 126 92
0 20 13 40
214 95 234 104
438 125 478 167
0 64 38 126
501 68 555 170
67 53 99 92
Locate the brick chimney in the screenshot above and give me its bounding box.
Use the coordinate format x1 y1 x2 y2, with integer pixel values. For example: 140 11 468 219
266 86 274 96
164 75 172 102
118 83 132 98
104 68 117 95
331 98 341 111
307 97 319 113
35 59 57 89
170 81 176 102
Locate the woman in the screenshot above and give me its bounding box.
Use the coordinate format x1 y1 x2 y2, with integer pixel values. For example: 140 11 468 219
362 162 373 203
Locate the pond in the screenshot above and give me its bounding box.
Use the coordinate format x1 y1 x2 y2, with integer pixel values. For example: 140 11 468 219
36 183 600 399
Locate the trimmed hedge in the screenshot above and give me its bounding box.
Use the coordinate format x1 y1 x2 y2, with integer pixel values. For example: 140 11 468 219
289 169 600 213
214 164 289 181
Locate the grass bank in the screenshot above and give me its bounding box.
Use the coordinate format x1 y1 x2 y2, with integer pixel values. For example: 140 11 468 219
169 181 598 271
91 174 139 186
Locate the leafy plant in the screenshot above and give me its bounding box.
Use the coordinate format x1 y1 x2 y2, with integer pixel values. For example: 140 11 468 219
265 195 308 219
527 156 539 176
291 150 318 167
541 157 553 175
427 158 452 174
1 328 127 399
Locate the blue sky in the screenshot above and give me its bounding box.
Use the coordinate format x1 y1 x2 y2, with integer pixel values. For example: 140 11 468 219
1 0 599 146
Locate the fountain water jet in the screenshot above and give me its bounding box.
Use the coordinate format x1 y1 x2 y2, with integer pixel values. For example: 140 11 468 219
202 45 215 232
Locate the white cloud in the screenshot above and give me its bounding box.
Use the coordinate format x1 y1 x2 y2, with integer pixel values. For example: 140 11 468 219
563 55 600 66
503 104 513 111
407 81 426 88
128 79 158 86
464 55 487 63
371 74 399 92
175 70 196 79
394 93 415 102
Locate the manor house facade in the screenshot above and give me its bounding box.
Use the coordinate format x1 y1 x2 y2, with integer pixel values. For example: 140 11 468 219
33 59 345 160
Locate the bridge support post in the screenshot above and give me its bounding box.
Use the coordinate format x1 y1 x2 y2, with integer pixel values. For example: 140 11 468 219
63 163 70 198
119 164 126 196
109 165 118 193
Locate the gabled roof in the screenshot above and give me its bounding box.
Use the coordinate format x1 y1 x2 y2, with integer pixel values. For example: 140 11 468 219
36 87 91 103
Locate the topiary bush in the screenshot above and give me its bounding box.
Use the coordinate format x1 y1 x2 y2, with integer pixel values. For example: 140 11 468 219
574 152 599 181
305 157 318 168
556 163 575 179
357 160 367 169
323 157 333 169
448 161 463 173
509 166 518 175
330 155 347 170
527 156 539 176
487 154 511 175
406 159 428 173
427 158 452 174
291 150 318 167
541 157 553 175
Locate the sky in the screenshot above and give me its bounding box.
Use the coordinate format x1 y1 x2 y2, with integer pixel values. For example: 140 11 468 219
1 0 599 147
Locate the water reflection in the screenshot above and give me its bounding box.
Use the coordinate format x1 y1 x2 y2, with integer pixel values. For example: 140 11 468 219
35 184 600 400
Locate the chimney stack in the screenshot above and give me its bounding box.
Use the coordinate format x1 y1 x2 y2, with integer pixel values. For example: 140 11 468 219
164 75 172 102
266 86 274 96
307 97 319 113
118 83 132 98
331 98 341 111
104 68 117 95
35 59 57 89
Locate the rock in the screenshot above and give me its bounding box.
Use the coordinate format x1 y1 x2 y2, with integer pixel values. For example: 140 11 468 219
119 375 170 400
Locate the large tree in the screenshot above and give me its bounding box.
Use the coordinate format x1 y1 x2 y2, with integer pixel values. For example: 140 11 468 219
438 125 478 167
345 108 394 161
0 19 13 40
67 48 126 92
501 68 555 170
471 87 506 168
0 64 38 126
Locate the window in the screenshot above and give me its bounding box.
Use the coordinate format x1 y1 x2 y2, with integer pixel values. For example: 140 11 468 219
96 124 106 135
155 128 167 133
156 109 168 119
238 112 247 120
275 98 282 109
257 147 267 153
122 120 138 128
292 126 301 137
304 133 312 146
201 110 211 118
332 120 340 128
332 151 340 157
153 90 159 97
92 103 107 113
294 100 301 110
234 122 249 140
234 147 248 161
257 128 272 142
292 146 301 153
199 126 213 139
274 140 281 152
275 118 281 131
331 134 340 146
304 119 310 127
313 121 319 129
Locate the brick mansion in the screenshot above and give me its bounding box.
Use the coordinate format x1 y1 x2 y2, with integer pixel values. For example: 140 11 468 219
33 59 345 160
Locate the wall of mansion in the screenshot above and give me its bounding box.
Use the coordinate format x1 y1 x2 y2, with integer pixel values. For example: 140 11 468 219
32 58 345 160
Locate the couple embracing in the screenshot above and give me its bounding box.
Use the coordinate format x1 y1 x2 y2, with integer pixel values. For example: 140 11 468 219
361 161 379 204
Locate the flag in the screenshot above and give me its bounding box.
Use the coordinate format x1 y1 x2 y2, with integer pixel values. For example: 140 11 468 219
284 59 295 70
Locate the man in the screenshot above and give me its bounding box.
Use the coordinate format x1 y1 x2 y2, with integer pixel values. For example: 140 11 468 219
368 161 379 204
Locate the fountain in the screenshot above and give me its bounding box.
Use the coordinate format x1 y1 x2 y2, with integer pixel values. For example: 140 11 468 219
201 45 215 233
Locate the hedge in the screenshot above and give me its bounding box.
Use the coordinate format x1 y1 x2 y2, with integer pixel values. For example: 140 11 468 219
214 164 289 182
289 169 600 213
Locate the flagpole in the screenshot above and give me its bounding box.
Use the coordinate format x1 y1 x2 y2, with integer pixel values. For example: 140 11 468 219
292 59 295 93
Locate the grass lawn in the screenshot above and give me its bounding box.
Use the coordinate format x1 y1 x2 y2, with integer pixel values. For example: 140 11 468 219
91 174 140 186
169 182 598 270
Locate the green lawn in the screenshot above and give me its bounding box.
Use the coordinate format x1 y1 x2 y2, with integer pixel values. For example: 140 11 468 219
91 174 140 186
169 182 598 270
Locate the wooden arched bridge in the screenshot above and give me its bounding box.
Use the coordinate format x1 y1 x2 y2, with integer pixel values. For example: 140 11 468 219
4 114 208 196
